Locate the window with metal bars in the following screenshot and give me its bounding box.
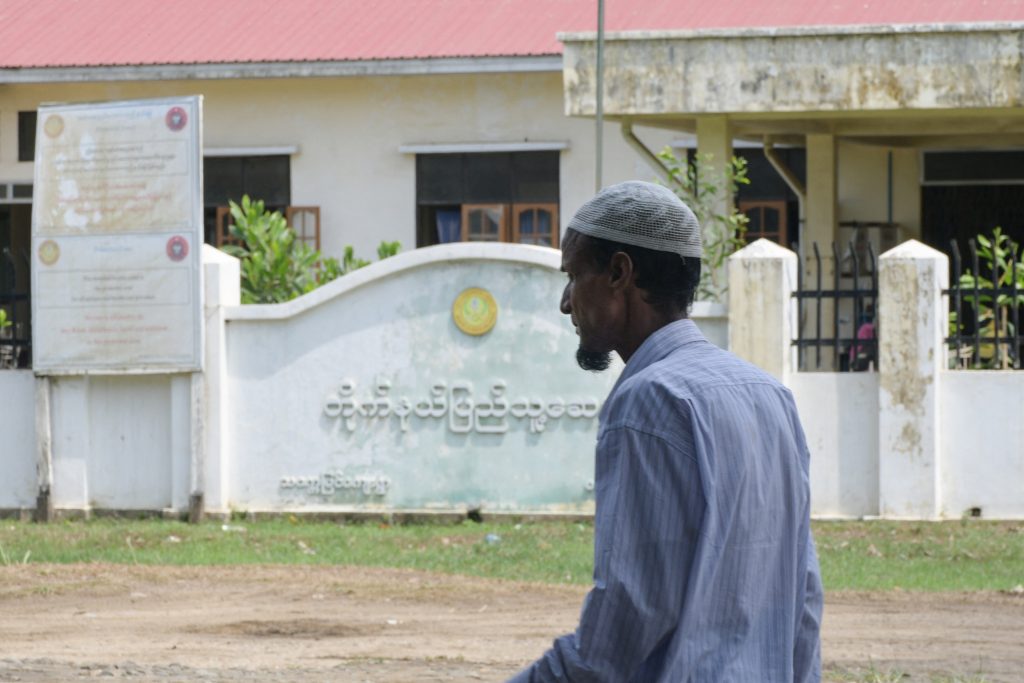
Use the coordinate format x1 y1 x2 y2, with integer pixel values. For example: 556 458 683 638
792 241 879 372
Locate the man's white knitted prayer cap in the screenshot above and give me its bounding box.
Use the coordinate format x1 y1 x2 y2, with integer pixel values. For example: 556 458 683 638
566 180 701 258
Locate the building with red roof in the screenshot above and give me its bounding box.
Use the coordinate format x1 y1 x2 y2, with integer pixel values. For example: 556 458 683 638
2 0 1024 370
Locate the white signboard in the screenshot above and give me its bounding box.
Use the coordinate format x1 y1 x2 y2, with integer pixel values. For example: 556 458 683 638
31 97 203 373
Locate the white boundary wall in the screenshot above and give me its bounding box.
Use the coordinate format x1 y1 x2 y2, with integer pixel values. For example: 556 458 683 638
940 372 1024 519
3 240 1023 519
729 239 1024 520
0 370 37 511
789 372 879 518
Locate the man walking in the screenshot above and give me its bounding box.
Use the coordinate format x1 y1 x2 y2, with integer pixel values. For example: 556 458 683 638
509 181 822 682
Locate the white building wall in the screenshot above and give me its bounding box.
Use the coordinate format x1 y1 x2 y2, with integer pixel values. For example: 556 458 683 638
837 142 921 240
0 73 674 260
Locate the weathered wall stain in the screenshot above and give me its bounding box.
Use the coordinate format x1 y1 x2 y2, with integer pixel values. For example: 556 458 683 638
879 260 928 418
564 29 1024 115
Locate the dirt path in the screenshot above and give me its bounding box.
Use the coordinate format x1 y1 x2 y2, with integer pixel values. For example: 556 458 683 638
1 565 1022 682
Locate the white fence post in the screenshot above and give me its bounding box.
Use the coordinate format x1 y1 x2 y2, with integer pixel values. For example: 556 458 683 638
727 238 798 381
878 240 948 519
201 245 240 518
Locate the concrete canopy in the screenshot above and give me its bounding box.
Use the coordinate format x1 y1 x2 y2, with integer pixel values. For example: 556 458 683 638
560 23 1024 148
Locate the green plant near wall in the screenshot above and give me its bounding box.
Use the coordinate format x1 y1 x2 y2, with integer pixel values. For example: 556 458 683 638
950 227 1024 369
220 196 401 304
657 148 750 303
0 309 10 330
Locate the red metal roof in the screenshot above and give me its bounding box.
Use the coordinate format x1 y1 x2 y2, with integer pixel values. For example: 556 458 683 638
1 0 1023 68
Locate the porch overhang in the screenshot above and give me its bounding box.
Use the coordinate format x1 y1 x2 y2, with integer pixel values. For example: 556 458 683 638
560 23 1024 147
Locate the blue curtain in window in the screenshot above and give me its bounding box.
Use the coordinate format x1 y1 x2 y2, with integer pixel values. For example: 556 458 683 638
436 210 461 243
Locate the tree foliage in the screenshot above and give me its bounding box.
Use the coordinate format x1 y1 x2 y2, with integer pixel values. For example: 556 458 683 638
951 227 1024 368
657 149 750 303
220 196 400 304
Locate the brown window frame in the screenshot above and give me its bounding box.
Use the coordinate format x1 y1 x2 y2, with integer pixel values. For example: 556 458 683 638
215 205 320 249
511 202 559 247
739 200 788 245
461 203 509 242
286 206 321 250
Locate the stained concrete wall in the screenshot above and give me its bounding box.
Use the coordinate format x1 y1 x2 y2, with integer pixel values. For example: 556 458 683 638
563 26 1024 115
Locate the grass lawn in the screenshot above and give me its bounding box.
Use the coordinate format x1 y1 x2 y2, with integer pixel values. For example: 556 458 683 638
1 517 1022 592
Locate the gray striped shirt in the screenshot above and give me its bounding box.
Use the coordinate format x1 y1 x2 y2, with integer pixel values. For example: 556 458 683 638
510 319 823 682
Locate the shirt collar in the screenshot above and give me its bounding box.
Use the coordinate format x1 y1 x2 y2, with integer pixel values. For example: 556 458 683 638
605 318 707 401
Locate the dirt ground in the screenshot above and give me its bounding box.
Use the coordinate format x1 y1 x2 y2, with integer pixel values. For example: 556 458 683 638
1 565 1022 682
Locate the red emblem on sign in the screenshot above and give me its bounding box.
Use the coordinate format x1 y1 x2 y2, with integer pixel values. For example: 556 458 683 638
166 106 188 131
166 236 189 262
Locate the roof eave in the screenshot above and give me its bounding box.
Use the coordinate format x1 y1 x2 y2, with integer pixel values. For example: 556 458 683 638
558 21 1024 43
0 54 562 84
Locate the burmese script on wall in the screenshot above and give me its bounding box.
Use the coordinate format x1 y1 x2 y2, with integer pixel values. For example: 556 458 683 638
226 247 620 512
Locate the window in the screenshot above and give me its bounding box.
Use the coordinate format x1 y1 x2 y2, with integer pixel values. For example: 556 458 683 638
513 203 558 245
922 150 1024 184
679 145 805 248
18 112 37 162
416 152 559 248
920 150 1024 252
203 155 291 245
740 200 788 245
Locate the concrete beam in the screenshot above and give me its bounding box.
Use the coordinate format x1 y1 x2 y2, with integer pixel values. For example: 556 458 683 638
563 26 1024 117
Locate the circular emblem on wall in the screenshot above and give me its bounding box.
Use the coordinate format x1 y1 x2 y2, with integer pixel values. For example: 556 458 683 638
38 240 60 266
166 235 189 262
452 287 498 336
43 114 64 139
165 106 188 131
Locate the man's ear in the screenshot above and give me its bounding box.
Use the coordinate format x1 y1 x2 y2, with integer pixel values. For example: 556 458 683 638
607 251 634 291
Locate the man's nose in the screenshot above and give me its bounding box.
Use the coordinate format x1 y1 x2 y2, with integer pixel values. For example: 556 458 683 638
559 285 571 315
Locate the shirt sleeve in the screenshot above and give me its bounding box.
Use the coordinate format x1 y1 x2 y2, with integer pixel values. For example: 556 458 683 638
507 426 703 683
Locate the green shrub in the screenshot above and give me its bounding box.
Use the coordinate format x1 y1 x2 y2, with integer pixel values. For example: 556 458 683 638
657 149 750 303
220 196 400 304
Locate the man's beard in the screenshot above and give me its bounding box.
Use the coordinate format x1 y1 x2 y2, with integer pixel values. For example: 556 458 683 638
576 347 613 372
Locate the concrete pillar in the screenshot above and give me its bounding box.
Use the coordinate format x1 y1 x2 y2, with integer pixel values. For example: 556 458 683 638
727 238 798 382
803 134 839 368
696 116 734 214
877 240 948 519
201 245 240 517
805 134 837 253
696 116 734 301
